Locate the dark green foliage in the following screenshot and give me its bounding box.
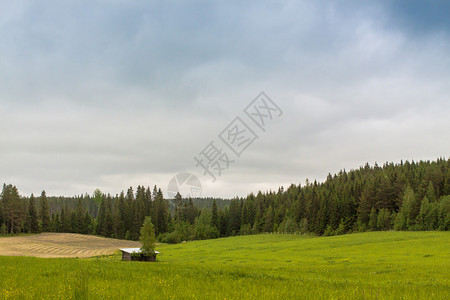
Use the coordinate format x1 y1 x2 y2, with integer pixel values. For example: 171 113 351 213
369 208 377 231
2 184 25 234
395 186 421 229
263 205 274 232
1 158 449 239
227 199 241 235
426 182 437 202
437 195 450 230
154 188 168 236
0 195 4 227
39 191 51 232
25 194 40 233
211 199 218 229
195 209 219 240
139 216 156 254
376 208 392 231
174 192 183 221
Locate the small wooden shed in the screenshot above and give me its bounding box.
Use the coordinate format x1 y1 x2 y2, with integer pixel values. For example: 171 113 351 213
120 248 159 262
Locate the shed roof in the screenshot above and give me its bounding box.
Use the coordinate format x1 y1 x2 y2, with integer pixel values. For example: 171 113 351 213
120 248 159 254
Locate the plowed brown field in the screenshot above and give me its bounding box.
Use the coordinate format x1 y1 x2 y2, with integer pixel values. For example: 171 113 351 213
0 233 140 258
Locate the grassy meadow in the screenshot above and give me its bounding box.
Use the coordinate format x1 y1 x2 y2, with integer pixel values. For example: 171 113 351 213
0 231 449 299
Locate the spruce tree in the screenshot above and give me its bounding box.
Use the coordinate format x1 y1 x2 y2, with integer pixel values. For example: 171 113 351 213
27 194 40 233
84 212 92 234
140 216 156 255
96 198 106 236
368 207 377 231
211 199 218 229
155 188 168 235
105 195 114 237
227 199 241 235
174 192 183 221
426 182 437 202
376 208 391 231
0 194 4 226
39 191 51 232
2 184 25 233
263 205 274 232
61 202 70 232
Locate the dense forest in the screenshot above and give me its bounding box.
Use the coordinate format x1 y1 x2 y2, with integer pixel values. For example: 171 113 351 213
1 158 449 242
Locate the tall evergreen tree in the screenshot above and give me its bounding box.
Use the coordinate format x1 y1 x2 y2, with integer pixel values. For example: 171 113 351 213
376 208 391 231
96 197 106 235
0 190 4 227
61 202 70 232
174 192 183 221
368 207 377 231
140 216 156 255
154 188 168 236
211 199 218 229
228 199 241 235
39 190 51 232
2 184 25 233
426 182 437 202
104 195 114 237
26 194 40 233
263 205 274 232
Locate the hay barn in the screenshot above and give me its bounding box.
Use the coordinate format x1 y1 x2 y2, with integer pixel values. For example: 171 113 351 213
120 248 159 262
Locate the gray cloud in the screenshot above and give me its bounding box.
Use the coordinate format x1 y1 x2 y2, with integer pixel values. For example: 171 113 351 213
0 1 449 198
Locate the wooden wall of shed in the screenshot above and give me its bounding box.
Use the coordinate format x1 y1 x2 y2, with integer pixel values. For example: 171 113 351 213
131 254 157 262
122 252 131 261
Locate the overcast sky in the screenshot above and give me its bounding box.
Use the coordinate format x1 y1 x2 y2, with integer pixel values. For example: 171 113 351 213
1 0 449 199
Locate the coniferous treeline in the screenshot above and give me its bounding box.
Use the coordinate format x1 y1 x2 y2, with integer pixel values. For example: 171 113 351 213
1 158 449 241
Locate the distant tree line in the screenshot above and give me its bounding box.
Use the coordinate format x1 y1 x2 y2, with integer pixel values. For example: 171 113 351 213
1 158 449 241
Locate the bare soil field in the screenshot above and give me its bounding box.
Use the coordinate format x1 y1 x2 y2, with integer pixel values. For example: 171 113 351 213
0 233 140 258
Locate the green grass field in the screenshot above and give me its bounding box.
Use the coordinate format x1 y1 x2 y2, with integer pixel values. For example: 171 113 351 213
0 232 449 299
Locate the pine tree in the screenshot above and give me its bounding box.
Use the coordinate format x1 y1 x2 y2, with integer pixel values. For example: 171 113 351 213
174 192 183 221
125 188 134 234
227 199 241 235
140 216 156 255
105 195 114 237
263 205 274 232
2 184 26 233
437 195 450 230
133 187 146 239
39 191 51 232
52 212 62 232
426 182 437 202
403 186 421 229
376 208 391 231
211 199 218 229
368 207 377 231
144 186 152 217
154 188 168 236
74 198 84 233
115 193 126 238
92 189 103 210
61 202 70 232
218 208 229 237
84 212 93 234
27 194 40 233
96 197 106 236
394 186 417 230
416 197 436 230
0 193 4 227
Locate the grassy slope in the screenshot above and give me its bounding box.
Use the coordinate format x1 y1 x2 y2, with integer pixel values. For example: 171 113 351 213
0 232 449 299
